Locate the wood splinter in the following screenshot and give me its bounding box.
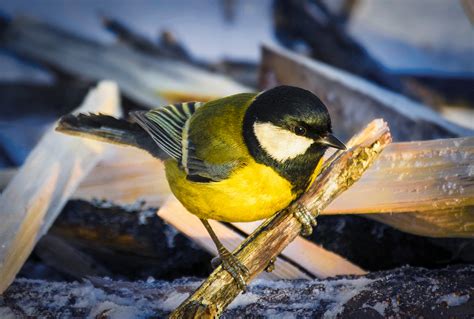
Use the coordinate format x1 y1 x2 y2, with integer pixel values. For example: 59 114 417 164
170 119 392 318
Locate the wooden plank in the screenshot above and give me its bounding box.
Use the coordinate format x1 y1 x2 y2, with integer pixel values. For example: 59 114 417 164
1 17 251 107
326 137 474 215
0 81 121 293
73 148 170 206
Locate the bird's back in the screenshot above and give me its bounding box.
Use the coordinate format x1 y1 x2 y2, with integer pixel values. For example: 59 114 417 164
187 93 256 166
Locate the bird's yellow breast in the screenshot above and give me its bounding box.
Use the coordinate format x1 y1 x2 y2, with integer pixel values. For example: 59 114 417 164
165 159 296 222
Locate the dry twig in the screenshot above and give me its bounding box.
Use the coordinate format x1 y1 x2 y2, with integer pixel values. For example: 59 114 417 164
170 119 391 318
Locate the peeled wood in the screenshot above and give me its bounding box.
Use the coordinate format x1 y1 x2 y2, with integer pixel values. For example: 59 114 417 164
170 119 391 318
369 207 474 238
0 81 121 294
330 137 473 214
326 137 474 238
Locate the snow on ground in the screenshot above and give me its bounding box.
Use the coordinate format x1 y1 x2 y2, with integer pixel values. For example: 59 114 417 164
437 293 470 307
2 266 473 318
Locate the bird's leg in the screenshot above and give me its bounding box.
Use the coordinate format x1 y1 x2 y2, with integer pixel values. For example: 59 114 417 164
200 219 249 290
293 203 318 236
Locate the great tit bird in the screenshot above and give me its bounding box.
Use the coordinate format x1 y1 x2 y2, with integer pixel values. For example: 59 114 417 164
57 85 346 288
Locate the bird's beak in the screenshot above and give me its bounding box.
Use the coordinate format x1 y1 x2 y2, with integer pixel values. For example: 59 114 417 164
319 134 347 150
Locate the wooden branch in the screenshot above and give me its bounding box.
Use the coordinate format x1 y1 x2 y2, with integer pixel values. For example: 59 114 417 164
0 81 121 294
169 119 391 318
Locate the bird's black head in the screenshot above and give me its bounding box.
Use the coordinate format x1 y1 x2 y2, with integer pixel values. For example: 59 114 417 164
243 85 345 193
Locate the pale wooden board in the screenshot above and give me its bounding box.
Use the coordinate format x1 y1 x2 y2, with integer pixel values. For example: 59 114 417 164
0 81 122 293
326 137 474 214
73 148 171 206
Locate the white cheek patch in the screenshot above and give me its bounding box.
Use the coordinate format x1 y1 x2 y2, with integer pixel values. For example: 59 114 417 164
253 122 314 162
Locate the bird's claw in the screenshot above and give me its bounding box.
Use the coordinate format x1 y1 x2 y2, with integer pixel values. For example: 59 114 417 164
265 257 276 273
293 203 318 236
212 250 249 291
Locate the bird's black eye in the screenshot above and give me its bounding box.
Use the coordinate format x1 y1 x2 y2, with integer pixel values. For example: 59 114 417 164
294 126 306 136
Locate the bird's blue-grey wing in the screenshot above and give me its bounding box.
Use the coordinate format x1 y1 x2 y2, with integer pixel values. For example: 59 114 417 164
131 101 233 182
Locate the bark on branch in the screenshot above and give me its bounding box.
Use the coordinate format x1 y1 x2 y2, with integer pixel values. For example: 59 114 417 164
170 119 392 318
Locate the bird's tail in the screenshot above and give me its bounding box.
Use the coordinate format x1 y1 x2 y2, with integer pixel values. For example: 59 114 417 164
56 113 167 159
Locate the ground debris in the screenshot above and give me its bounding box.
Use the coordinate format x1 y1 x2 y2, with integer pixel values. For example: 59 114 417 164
1 266 473 318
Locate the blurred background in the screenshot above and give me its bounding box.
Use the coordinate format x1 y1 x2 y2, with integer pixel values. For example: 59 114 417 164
0 0 474 284
0 0 473 168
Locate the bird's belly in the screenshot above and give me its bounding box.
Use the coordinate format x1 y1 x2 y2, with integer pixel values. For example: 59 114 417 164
165 160 295 222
